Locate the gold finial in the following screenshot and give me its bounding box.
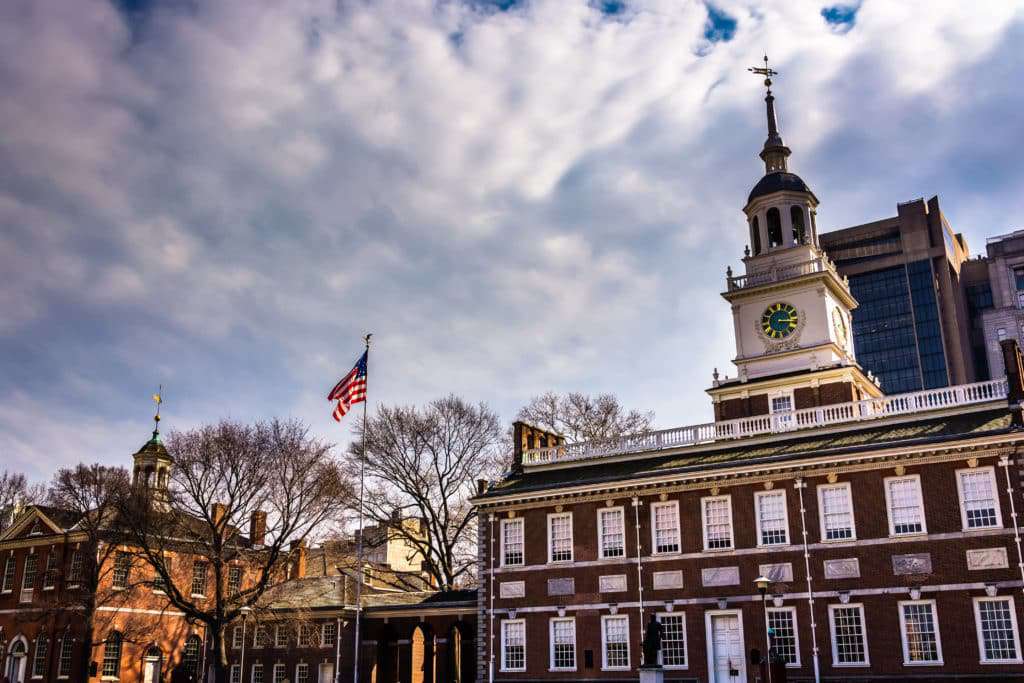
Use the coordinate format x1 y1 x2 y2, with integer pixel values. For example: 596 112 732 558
152 385 163 436
748 54 778 94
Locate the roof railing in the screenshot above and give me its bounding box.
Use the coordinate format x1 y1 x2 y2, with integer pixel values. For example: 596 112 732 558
726 254 842 291
522 378 1009 467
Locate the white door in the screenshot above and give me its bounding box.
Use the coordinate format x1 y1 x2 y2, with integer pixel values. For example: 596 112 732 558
143 658 161 683
318 663 335 683
710 613 745 683
6 654 26 683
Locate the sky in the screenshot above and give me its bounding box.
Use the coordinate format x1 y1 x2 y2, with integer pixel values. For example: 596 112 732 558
2 0 1024 481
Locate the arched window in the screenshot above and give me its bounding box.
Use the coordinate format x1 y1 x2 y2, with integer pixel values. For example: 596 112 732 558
183 634 202 678
766 207 783 248
791 205 806 244
102 632 122 679
58 632 75 678
751 216 762 256
32 635 49 678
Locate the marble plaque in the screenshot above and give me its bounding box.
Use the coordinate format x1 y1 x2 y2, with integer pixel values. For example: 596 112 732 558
702 566 740 587
759 562 793 583
823 558 860 580
653 570 684 589
599 574 627 593
892 553 932 576
967 548 1009 571
499 581 524 599
548 577 575 596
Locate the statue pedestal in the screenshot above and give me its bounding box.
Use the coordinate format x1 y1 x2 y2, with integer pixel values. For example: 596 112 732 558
639 666 664 683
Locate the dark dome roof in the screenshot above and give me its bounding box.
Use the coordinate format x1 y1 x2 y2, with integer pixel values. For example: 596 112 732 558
747 171 814 203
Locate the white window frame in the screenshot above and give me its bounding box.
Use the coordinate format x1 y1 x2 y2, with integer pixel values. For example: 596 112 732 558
817 482 856 542
754 490 790 547
500 619 526 672
957 467 1003 531
191 561 207 597
251 663 264 683
232 625 243 649
546 512 573 564
898 599 943 666
500 517 525 567
601 614 631 671
295 662 310 683
769 390 796 430
320 622 337 648
274 624 287 648
974 596 1023 664
884 474 927 537
650 501 681 555
2 555 15 593
42 550 58 590
828 603 869 667
597 506 626 559
272 663 286 683
701 495 734 551
21 553 37 603
229 665 242 683
548 617 576 672
67 550 82 588
57 634 73 679
297 624 310 648
655 612 687 669
767 606 801 667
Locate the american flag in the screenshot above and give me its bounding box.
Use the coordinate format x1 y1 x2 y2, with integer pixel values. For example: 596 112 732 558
327 351 368 422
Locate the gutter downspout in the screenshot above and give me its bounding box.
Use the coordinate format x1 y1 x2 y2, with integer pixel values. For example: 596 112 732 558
335 616 342 683
488 513 496 683
795 478 820 683
632 496 645 667
999 454 1024 589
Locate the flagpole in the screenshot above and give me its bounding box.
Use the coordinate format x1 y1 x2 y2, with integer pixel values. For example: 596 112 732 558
352 333 371 683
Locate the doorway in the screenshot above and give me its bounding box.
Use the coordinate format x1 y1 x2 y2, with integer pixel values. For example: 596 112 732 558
142 646 162 683
318 662 334 683
705 610 745 683
5 637 27 683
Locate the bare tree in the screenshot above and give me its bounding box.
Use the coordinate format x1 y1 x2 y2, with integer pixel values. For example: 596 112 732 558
0 469 45 531
350 395 504 591
117 419 349 683
515 391 653 443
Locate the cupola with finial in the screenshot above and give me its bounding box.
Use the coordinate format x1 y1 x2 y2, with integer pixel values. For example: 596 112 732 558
132 387 172 507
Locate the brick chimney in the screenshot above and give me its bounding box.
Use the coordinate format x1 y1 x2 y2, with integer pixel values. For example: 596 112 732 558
290 539 307 579
1001 339 1024 426
211 503 228 528
249 510 267 547
511 421 565 473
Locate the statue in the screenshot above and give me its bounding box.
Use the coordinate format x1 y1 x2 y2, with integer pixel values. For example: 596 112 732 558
642 613 663 668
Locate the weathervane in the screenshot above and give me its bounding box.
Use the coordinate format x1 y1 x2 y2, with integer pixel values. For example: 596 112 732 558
748 55 778 94
152 385 163 435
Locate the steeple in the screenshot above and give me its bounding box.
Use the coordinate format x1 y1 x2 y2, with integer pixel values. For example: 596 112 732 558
749 56 791 174
132 387 172 507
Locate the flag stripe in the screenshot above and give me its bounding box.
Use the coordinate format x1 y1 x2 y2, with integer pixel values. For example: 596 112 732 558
328 350 368 423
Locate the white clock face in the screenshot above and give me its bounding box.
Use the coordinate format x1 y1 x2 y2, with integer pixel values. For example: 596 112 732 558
832 307 848 348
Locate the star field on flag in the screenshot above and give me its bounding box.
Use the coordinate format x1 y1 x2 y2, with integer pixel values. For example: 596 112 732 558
327 351 368 422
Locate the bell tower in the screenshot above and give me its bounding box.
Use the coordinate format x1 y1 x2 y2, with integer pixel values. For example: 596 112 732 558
709 58 882 421
132 389 172 507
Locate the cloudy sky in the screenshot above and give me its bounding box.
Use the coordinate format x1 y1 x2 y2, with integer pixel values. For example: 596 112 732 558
2 0 1023 480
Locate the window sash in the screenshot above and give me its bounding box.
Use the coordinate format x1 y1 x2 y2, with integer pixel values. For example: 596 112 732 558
296 663 309 683
228 566 242 596
819 484 855 540
230 665 242 683
32 636 49 677
183 636 202 677
501 518 524 566
275 625 288 648
112 552 130 589
192 562 207 596
297 625 310 647
830 604 868 666
58 636 74 678
321 622 337 647
550 618 576 670
958 468 1001 529
501 620 525 671
232 626 244 649
273 663 287 683
43 550 59 589
67 551 83 586
548 513 573 563
652 502 680 554
252 664 264 683
598 508 625 558
886 476 925 536
900 601 942 664
976 597 1022 663
2 556 15 592
656 614 686 668
767 608 799 666
755 491 789 546
702 496 733 550
102 634 122 678
602 615 630 669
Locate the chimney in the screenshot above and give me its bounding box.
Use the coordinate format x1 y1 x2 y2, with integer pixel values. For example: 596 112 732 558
290 539 307 579
249 510 267 547
211 503 228 528
1001 339 1024 426
476 479 489 496
511 421 565 473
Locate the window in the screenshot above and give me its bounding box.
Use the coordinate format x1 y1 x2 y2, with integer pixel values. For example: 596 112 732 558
2 555 15 592
899 600 942 664
32 635 48 678
767 607 799 666
230 665 242 683
297 624 310 647
602 615 630 669
755 490 789 546
818 483 855 541
500 620 525 672
275 625 288 648
229 566 242 596
766 207 783 247
652 501 680 554
657 613 687 668
549 618 576 671
885 475 926 536
254 625 269 649
770 393 794 430
183 635 202 678
321 622 336 647
547 512 573 563
153 557 170 593
500 518 524 567
846 266 922 393
958 467 1002 530
829 604 868 666
192 562 207 596
68 551 83 587
975 597 1022 663
1015 267 1024 291
21 553 38 602
112 552 130 590
273 664 287 683
252 663 264 683
791 205 806 244
102 632 123 679
598 507 625 558
702 496 733 550
232 625 243 649
295 663 310 683
43 550 59 589
58 634 74 678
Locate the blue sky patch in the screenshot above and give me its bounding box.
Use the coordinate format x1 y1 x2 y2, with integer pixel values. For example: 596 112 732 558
821 3 860 33
704 4 737 43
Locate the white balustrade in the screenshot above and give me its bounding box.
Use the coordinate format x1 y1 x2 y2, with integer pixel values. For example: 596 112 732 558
726 255 839 291
522 378 1009 467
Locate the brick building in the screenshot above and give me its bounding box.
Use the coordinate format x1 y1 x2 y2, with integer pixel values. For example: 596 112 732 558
471 78 1024 683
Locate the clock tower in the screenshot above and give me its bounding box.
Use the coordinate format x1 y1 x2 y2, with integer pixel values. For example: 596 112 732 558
709 59 882 421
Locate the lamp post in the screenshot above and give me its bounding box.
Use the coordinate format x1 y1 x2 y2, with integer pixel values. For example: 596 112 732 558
754 575 772 683
239 606 251 682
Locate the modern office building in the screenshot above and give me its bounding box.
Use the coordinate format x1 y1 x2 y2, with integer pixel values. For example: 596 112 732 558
819 198 977 394
961 229 1024 381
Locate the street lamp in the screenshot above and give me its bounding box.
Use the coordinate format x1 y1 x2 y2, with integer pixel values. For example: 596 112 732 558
239 606 252 682
754 576 772 683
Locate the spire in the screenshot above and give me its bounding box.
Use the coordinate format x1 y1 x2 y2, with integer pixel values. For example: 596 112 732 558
748 55 791 174
150 385 163 444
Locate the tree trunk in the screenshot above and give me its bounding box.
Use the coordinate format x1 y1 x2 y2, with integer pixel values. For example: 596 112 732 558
210 623 230 683
79 598 96 681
